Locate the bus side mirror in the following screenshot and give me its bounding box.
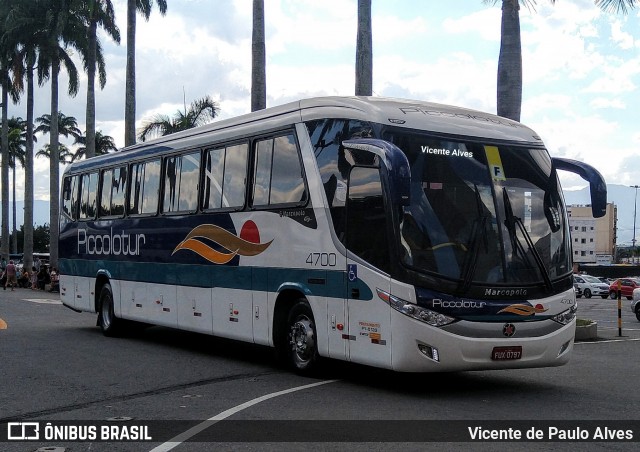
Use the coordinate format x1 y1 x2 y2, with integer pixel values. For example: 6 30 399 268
342 139 411 206
552 157 607 218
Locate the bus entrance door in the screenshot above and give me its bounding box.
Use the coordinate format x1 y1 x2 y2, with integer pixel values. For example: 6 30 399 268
344 165 393 369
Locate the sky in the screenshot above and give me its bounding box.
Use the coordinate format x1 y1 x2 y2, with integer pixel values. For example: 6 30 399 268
3 0 640 204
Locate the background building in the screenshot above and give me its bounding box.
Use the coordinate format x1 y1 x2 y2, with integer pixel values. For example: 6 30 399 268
567 203 617 264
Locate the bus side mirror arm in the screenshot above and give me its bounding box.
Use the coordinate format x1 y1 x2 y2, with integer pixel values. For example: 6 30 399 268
552 157 607 218
342 139 411 206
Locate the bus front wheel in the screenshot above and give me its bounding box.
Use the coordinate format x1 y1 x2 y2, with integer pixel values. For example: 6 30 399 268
285 300 319 374
98 283 121 337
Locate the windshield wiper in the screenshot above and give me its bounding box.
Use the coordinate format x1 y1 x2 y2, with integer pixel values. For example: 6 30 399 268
502 188 553 291
459 185 489 293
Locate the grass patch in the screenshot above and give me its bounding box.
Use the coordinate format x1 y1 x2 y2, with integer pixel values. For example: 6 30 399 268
576 318 594 327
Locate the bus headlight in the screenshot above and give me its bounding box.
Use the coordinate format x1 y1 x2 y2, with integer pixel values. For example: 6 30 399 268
552 304 577 325
376 288 456 327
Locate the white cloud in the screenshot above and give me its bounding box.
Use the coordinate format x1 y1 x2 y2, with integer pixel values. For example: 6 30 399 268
3 0 640 208
589 97 626 109
610 19 635 49
442 8 500 41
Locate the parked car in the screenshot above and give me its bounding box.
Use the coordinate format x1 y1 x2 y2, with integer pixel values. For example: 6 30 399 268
632 288 640 321
573 274 610 299
574 281 583 298
609 278 640 300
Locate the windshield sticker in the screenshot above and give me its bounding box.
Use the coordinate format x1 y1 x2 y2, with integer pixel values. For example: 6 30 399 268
484 146 506 181
421 145 473 158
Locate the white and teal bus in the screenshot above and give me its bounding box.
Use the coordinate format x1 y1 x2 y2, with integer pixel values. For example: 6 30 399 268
59 96 606 373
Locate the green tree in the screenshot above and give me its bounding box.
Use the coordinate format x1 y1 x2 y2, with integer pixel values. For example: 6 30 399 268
72 130 118 161
0 0 21 262
81 0 120 159
595 0 638 13
7 116 29 254
355 0 372 96
251 0 266 111
4 0 49 272
125 0 167 147
37 1 88 268
34 112 83 142
137 95 219 142
483 0 543 122
15 223 50 254
488 0 637 122
36 143 74 164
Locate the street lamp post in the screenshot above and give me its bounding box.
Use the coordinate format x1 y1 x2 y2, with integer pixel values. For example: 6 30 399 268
632 185 639 264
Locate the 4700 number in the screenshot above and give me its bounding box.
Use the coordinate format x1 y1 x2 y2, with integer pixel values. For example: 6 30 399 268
306 252 337 267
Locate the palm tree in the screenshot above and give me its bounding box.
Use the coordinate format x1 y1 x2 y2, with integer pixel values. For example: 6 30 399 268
4 0 48 272
7 117 28 254
355 0 372 96
489 0 637 122
0 0 20 261
72 130 118 161
36 143 74 164
38 1 88 268
82 0 120 159
35 112 83 143
125 0 167 147
251 0 266 111
595 0 638 13
137 95 219 142
483 0 542 122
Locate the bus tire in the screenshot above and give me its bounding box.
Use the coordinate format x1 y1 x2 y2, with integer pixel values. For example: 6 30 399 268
285 299 319 374
98 283 121 337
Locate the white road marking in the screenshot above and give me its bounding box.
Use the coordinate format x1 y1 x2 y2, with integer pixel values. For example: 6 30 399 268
149 379 338 452
576 337 640 344
22 298 62 305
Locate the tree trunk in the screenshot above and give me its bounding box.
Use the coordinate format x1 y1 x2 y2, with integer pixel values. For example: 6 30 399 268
497 0 522 122
251 0 266 112
355 0 373 96
12 167 17 254
23 64 35 272
50 58 60 269
1 71 9 261
125 0 137 147
86 18 98 158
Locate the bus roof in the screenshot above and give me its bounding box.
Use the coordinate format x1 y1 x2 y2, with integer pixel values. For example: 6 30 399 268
65 96 544 173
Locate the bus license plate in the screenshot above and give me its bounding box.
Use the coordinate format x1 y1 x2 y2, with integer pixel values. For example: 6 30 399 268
491 346 522 361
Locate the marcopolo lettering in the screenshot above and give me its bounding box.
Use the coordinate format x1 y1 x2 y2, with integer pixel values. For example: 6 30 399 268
77 228 146 256
484 288 528 297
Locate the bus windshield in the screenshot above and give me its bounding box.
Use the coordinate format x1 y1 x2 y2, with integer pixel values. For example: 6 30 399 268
383 129 571 287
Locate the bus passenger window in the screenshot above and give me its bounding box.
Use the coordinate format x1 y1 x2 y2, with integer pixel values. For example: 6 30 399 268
129 159 160 215
203 143 248 210
99 167 127 217
163 152 200 213
62 175 78 221
79 172 98 219
252 133 307 207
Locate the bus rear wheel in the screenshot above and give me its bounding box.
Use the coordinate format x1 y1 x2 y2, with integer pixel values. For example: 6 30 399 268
285 300 319 374
98 283 121 337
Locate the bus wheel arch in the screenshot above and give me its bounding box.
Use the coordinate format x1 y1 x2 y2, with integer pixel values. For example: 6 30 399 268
94 274 110 313
273 290 319 374
96 278 121 336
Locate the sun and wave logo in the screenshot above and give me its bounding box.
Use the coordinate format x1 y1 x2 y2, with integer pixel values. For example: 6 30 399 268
172 220 273 264
497 303 548 316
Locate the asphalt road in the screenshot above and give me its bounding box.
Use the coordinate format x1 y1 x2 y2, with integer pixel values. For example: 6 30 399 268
1 288 639 451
